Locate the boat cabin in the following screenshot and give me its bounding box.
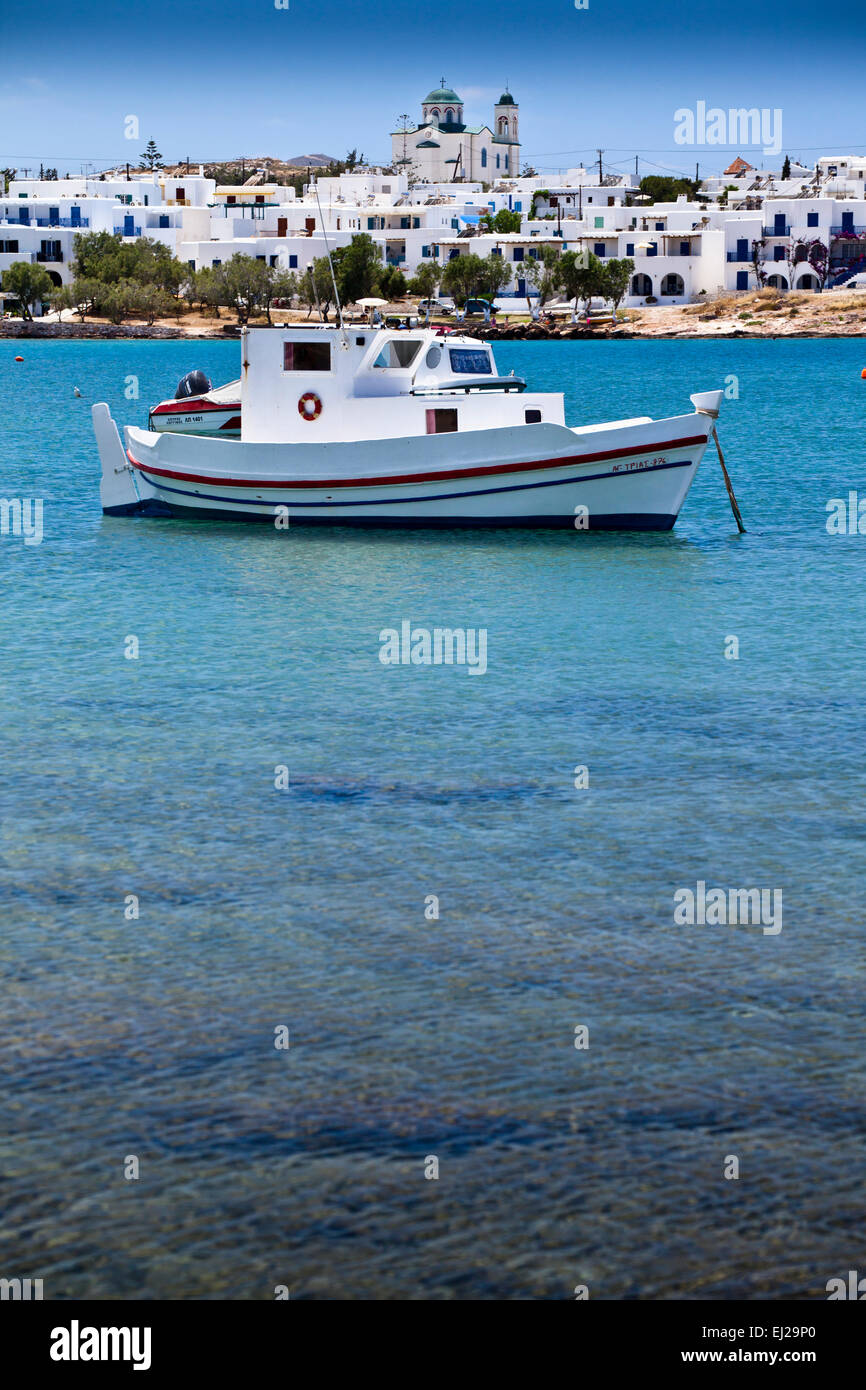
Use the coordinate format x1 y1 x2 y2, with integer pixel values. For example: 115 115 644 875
240 326 565 443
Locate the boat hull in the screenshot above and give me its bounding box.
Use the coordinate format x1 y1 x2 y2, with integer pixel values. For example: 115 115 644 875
117 414 712 530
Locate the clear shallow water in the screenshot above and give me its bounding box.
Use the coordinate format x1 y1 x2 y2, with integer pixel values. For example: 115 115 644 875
1 336 865 1300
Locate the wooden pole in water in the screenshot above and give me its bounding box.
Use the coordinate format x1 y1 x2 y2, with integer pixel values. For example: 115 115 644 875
712 425 745 533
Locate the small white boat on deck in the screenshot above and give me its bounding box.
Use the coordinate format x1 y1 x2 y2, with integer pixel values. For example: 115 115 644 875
94 325 723 529
148 372 242 437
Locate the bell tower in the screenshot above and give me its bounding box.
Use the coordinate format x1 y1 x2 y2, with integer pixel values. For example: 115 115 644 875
494 88 518 144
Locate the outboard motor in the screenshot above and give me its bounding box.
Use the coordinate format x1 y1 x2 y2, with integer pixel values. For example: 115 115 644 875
175 369 212 400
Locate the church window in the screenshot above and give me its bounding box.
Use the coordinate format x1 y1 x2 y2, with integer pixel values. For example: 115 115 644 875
496 154 500 168
481 149 487 168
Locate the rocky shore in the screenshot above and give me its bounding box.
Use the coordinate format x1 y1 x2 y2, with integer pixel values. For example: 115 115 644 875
3 289 865 341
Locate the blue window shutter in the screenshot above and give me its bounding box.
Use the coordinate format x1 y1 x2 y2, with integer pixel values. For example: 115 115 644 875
736 270 748 290
513 247 523 261
626 242 634 256
680 241 689 256
807 211 818 227
594 242 605 257
289 254 297 268
421 244 429 258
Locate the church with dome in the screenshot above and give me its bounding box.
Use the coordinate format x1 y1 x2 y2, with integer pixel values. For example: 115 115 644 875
391 81 520 184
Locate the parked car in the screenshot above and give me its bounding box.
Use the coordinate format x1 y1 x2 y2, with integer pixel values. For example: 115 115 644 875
462 297 496 316
417 298 453 315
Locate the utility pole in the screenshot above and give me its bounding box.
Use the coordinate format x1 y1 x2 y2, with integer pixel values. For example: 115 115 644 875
597 148 603 183
695 161 699 183
635 155 639 182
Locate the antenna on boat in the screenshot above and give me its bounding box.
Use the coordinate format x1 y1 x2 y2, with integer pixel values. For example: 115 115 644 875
314 182 348 347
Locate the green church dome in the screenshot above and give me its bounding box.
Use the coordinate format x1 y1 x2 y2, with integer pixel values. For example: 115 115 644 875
424 86 462 104
498 91 515 104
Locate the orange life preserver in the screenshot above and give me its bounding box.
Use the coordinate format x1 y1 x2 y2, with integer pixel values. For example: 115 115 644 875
298 391 322 421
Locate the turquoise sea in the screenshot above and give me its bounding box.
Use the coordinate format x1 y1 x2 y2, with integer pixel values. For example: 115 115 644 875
1 336 865 1300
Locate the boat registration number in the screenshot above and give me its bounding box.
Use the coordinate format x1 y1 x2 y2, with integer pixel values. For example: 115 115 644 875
612 455 667 473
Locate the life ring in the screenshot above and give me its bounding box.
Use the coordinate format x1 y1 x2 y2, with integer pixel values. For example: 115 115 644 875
298 392 322 421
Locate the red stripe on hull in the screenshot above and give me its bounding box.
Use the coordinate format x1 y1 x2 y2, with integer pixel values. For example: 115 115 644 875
127 432 706 491
150 398 241 416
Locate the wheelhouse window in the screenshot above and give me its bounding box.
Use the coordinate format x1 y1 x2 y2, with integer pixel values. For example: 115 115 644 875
448 348 491 375
426 408 458 434
283 341 331 372
524 408 542 423
373 338 422 368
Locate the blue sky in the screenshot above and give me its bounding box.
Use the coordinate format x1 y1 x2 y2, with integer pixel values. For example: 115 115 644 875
2 0 864 178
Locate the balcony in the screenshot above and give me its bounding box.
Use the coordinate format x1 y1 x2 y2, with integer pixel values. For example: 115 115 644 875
36 250 63 262
763 224 791 236
114 225 142 237
831 225 866 237
34 217 90 229
726 252 751 262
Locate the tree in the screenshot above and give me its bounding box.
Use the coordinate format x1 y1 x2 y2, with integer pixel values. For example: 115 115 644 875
559 250 605 319
142 140 163 171
336 233 381 305
298 257 339 320
194 266 225 317
72 230 184 294
601 257 634 316
2 260 53 319
268 268 298 320
478 252 512 318
49 283 76 320
535 244 563 311
750 237 767 289
440 252 486 309
638 174 699 203
781 155 791 180
518 251 543 311
408 262 441 322
480 208 521 234
220 254 273 324
378 263 407 301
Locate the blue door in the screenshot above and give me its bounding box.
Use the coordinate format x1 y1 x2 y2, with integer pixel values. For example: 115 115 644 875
517 278 526 297
71 206 81 226
49 206 59 225
736 271 748 290
123 215 134 236
842 210 854 231
736 238 748 261
774 213 786 234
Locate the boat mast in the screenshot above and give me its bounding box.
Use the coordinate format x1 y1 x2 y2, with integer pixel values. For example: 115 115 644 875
314 182 348 346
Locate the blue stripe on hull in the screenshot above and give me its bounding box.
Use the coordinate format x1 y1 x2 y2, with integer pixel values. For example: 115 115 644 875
126 501 678 530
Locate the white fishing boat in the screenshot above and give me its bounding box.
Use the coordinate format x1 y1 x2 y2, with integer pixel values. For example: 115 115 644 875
148 372 242 437
94 325 724 529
